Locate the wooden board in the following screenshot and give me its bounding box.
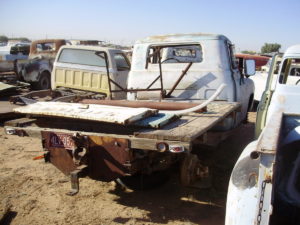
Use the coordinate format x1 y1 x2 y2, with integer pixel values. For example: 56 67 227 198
134 102 240 142
13 102 158 125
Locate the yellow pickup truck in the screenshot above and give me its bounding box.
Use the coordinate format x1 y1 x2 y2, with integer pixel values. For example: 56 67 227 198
10 45 131 104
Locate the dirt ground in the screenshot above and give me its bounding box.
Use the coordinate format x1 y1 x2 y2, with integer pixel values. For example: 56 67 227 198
0 112 256 225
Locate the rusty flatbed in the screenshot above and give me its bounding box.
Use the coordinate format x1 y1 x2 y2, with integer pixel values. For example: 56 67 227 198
5 101 240 151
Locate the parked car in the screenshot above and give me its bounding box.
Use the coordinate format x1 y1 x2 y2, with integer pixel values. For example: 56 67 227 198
15 39 68 89
0 42 29 72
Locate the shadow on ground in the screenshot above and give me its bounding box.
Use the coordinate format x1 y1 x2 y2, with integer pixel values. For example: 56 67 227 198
110 116 256 224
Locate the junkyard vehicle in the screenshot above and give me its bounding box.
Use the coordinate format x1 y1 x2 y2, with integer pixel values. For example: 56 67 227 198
15 39 67 90
5 33 255 194
10 45 131 104
127 33 255 125
249 57 300 103
226 45 300 225
235 54 270 70
0 42 29 77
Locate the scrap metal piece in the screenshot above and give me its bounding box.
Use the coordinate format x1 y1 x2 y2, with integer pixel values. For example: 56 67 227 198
0 82 17 95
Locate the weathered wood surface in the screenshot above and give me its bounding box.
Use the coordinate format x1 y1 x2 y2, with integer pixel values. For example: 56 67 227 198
6 102 240 149
134 102 240 142
13 102 158 125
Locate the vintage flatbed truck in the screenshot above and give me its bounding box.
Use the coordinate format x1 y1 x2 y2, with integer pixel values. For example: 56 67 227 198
4 33 255 194
5 99 240 194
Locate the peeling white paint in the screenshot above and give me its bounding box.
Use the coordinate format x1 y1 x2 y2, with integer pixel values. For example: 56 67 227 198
13 102 157 125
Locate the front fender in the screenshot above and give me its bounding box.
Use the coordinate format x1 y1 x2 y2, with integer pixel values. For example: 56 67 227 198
23 59 51 82
225 140 259 225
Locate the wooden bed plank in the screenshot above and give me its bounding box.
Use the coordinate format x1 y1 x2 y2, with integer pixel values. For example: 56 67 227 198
134 102 240 142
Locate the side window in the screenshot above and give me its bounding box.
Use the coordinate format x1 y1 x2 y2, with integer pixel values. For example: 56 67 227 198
36 42 56 52
279 58 300 85
114 53 130 71
290 67 300 76
58 49 107 67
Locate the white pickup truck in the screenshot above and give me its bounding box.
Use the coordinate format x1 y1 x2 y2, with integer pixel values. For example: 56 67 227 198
127 33 255 126
226 45 300 225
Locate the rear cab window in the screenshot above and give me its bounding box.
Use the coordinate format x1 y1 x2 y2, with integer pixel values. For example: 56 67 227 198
147 44 203 66
58 48 107 67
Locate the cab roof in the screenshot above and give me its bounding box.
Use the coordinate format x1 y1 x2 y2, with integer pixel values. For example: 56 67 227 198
136 33 230 44
284 44 300 57
60 45 122 52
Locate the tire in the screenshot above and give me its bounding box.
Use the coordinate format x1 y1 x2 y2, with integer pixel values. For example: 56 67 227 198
34 71 51 90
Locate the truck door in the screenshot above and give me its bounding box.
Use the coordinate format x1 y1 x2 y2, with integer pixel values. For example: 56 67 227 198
227 43 249 122
255 54 281 137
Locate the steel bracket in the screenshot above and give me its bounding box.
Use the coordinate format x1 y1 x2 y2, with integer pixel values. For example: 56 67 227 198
66 165 87 196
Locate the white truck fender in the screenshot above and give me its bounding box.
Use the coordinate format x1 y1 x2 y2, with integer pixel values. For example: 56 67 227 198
225 140 259 225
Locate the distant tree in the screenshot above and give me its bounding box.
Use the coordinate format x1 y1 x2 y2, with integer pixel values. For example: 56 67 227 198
241 50 256 54
0 35 8 42
261 43 281 53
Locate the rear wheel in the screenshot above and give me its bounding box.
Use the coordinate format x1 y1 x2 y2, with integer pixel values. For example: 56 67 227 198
33 71 51 90
180 154 209 187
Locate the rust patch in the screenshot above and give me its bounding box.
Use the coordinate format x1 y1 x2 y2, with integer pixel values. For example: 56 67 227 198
42 131 77 175
48 148 77 175
88 136 130 181
30 39 66 56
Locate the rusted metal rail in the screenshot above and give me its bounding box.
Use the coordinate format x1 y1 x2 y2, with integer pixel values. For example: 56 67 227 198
79 99 207 112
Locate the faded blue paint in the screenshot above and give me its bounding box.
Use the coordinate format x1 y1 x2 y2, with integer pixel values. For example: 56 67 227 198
134 113 177 128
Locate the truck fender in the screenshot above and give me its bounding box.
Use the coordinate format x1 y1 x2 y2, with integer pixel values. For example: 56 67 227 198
225 140 259 225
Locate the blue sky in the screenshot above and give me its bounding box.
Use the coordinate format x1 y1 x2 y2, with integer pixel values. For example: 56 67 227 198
0 0 299 52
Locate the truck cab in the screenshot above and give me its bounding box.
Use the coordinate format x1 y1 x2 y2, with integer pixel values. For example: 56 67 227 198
52 45 130 99
127 33 255 126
